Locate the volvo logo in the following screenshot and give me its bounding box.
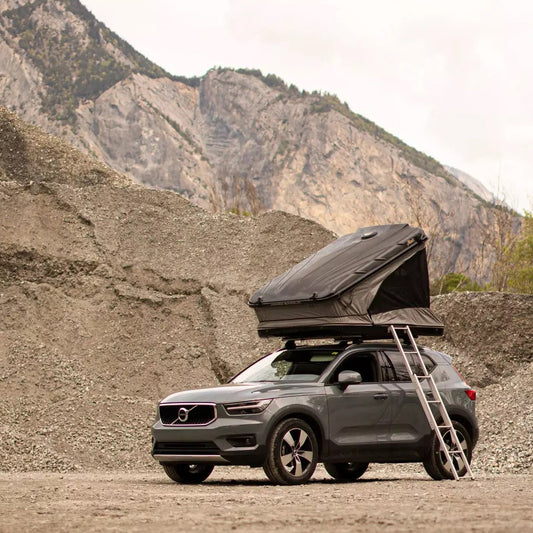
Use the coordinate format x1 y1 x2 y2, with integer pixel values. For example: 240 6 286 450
171 404 198 424
178 407 190 423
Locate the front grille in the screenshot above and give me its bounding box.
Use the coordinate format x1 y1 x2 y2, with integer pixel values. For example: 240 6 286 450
153 441 220 455
159 403 216 426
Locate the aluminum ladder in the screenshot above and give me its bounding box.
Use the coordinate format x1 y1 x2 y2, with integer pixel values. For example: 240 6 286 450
389 325 474 480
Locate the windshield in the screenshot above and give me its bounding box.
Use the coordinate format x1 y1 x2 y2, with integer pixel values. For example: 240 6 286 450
231 348 341 383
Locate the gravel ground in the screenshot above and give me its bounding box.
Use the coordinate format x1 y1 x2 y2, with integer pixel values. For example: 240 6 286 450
1 467 532 533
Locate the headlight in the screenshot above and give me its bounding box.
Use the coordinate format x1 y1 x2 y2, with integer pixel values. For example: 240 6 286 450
224 399 272 415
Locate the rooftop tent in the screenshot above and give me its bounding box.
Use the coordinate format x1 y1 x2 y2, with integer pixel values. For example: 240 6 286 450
248 224 444 339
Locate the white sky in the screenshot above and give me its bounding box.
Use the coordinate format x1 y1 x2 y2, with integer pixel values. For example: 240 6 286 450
82 0 533 212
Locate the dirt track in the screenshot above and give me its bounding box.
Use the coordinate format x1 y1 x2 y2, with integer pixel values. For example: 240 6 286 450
1 467 531 532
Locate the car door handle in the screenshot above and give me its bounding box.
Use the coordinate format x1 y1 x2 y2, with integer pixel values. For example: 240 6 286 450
373 393 388 400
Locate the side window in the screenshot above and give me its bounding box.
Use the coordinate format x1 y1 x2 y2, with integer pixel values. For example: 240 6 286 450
384 351 436 381
379 352 396 381
331 352 379 383
385 352 411 381
421 354 436 374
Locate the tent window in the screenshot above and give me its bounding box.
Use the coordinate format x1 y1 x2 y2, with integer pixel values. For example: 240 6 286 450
369 250 429 314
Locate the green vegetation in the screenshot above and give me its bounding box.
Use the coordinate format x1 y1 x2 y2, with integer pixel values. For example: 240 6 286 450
431 273 484 295
235 68 288 91
3 0 198 123
432 209 533 296
506 211 533 294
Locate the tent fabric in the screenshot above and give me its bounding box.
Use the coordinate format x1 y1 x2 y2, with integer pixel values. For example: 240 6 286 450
249 223 444 339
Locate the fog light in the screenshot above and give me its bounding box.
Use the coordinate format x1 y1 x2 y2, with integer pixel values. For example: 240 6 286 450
227 435 257 447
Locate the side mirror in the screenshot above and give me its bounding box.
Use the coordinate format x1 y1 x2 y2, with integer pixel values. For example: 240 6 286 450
338 370 362 389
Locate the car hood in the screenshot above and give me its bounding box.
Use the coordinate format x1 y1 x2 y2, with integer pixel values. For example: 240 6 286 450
160 382 324 404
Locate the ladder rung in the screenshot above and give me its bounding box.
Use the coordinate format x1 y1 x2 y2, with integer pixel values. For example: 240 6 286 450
427 400 441 404
438 425 452 429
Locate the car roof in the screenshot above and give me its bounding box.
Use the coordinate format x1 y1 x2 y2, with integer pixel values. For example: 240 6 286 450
285 342 451 363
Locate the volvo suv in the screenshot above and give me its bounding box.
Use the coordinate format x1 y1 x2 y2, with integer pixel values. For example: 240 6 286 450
151 341 478 485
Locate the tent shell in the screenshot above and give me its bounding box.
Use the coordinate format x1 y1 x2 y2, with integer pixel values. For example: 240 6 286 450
248 224 444 340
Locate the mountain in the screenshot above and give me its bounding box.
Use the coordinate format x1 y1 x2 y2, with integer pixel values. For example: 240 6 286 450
445 166 495 204
0 0 512 281
0 106 531 473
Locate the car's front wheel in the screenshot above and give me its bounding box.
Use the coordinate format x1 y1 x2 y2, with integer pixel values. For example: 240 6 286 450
162 463 214 484
323 461 369 481
423 420 472 480
263 418 318 485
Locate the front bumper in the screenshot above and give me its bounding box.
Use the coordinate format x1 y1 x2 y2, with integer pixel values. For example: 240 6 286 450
151 412 270 466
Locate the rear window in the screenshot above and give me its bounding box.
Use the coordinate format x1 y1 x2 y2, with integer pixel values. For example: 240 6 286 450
382 351 436 381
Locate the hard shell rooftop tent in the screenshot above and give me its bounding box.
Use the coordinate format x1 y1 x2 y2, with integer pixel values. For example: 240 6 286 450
248 224 444 340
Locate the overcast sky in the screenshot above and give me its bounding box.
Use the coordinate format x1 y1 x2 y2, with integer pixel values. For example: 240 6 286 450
82 0 533 212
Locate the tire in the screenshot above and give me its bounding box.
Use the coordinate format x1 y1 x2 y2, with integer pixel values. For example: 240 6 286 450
162 463 214 484
423 421 472 480
263 418 318 485
323 461 369 482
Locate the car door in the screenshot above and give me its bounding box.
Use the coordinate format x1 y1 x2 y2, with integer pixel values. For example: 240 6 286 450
324 350 392 461
379 350 436 447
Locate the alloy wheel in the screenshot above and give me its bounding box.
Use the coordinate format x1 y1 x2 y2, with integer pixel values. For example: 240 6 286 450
439 428 469 476
279 427 314 477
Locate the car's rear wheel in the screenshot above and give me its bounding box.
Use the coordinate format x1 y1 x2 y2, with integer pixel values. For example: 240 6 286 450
323 461 369 481
423 420 472 480
263 418 318 485
162 463 214 484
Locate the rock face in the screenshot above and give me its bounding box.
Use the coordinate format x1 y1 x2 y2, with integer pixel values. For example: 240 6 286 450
445 166 495 204
0 0 507 280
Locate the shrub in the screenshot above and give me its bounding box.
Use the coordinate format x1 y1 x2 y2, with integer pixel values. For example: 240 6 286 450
431 273 484 295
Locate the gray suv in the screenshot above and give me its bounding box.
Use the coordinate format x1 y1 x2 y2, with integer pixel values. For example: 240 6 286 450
151 341 478 485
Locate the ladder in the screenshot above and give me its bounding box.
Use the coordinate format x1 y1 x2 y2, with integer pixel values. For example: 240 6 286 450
389 325 474 480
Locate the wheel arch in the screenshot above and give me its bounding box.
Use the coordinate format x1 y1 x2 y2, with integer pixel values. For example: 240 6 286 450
449 414 474 441
268 409 326 459
434 411 477 450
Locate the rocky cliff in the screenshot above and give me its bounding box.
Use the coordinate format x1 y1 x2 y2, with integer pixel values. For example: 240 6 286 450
0 0 507 280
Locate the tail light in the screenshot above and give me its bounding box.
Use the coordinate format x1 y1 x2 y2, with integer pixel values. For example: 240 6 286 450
453 366 476 402
465 389 476 401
